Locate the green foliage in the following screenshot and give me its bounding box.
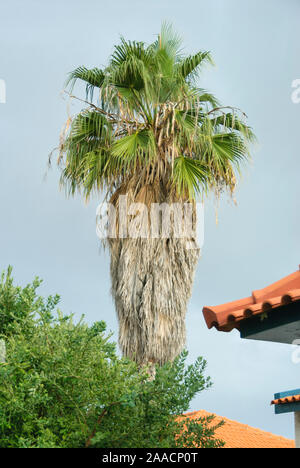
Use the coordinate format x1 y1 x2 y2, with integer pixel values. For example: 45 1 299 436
0 266 60 338
0 269 224 448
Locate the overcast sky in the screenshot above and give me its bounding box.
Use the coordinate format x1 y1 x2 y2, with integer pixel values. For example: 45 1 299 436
1 0 300 439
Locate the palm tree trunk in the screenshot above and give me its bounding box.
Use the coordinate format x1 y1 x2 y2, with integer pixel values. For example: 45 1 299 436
109 237 199 366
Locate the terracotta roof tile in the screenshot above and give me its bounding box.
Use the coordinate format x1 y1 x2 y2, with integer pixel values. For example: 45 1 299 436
271 395 300 405
203 268 300 332
184 410 295 448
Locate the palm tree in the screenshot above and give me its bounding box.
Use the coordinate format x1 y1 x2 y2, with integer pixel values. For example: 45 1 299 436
56 24 254 367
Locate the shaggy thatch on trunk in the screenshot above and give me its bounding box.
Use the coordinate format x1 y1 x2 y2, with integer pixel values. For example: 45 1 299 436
107 183 199 366
110 237 199 365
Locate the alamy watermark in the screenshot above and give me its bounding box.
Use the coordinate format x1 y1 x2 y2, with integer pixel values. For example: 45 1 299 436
96 195 204 249
291 339 300 364
291 79 300 104
0 79 6 104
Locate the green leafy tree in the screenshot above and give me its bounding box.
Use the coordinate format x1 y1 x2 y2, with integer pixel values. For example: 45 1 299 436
0 269 224 448
55 24 254 367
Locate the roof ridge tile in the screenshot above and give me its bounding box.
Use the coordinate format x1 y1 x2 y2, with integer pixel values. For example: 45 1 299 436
203 269 300 332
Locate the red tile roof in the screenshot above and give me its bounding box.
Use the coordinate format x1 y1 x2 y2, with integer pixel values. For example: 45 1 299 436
184 410 295 448
271 395 300 406
203 268 300 332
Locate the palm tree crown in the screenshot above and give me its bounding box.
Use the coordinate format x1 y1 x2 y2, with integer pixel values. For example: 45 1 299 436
58 24 254 204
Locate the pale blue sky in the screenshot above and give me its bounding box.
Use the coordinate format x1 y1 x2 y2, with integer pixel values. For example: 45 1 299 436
1 0 300 438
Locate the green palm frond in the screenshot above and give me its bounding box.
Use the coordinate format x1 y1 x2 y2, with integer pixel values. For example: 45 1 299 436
81 149 115 196
176 51 213 80
60 149 108 196
210 133 248 164
210 112 255 141
110 54 150 92
111 38 149 67
70 110 111 140
66 66 105 100
197 90 220 108
173 156 210 199
63 111 111 165
155 22 183 59
111 130 156 169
